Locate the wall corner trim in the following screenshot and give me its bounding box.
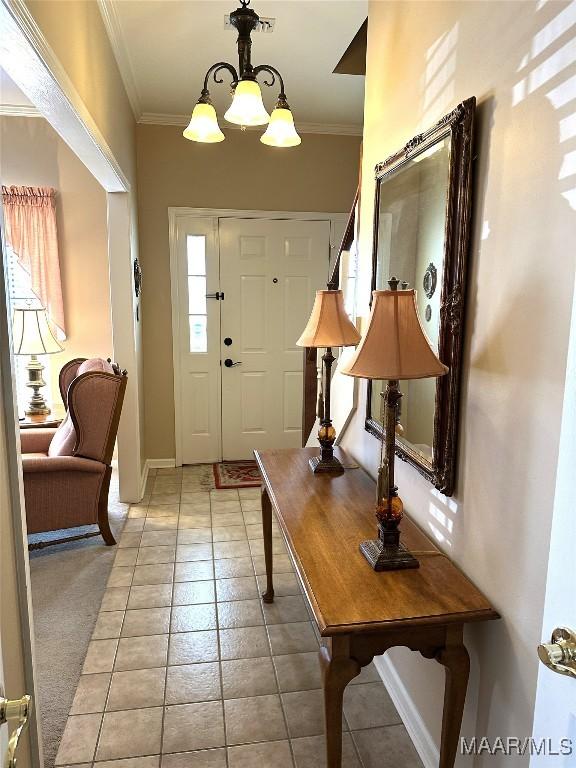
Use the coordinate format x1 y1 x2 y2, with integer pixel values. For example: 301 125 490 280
373 654 439 768
139 460 149 501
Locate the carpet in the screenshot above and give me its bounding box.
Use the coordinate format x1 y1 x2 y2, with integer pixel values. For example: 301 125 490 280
28 470 127 768
213 460 261 488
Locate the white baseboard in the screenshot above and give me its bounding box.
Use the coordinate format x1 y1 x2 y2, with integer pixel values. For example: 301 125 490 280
140 458 177 500
147 458 177 469
373 654 439 768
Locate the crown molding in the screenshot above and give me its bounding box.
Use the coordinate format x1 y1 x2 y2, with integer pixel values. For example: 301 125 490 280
0 103 41 117
138 112 363 136
97 0 142 119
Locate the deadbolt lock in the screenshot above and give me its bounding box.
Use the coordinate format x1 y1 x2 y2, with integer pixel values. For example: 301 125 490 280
537 627 576 679
1 693 32 768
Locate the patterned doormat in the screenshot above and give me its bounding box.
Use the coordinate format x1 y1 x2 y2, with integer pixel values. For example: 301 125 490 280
213 460 261 489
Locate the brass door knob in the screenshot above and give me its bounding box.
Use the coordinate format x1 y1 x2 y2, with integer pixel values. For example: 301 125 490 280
537 627 576 678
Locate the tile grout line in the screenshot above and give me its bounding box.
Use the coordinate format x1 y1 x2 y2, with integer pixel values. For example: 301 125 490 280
248 493 297 768
82 490 135 765
158 483 178 762
212 492 230 768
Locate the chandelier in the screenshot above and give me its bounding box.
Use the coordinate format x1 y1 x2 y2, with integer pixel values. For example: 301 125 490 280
183 0 301 147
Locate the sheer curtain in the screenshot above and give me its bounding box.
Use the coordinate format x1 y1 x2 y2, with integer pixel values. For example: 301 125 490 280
1 185 66 336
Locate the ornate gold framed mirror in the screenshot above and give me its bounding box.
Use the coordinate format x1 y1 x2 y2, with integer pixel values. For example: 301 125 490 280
365 97 475 496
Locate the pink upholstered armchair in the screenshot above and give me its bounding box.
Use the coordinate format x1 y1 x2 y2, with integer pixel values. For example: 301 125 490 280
21 358 127 548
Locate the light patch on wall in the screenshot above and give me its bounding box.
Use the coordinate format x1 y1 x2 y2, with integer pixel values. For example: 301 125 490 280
562 188 576 208
546 74 576 108
559 149 576 178
420 24 459 130
560 112 576 141
424 488 458 549
481 220 491 241
513 41 576 106
512 1 576 210
531 0 576 59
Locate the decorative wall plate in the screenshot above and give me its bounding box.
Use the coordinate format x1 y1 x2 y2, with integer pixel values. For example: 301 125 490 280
423 263 437 299
134 258 142 298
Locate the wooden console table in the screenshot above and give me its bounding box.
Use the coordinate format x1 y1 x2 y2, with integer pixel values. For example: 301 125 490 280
255 447 499 768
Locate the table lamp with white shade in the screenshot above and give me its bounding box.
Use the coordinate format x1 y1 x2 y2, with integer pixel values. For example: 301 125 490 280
12 307 63 416
296 289 361 473
341 278 448 570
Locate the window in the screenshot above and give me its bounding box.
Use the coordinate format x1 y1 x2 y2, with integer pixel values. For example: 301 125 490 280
187 235 208 353
5 246 53 414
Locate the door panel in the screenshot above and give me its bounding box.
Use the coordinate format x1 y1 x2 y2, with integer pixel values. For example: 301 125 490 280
219 218 330 459
174 217 222 463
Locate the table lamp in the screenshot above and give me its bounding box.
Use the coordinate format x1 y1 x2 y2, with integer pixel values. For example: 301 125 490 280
297 289 361 473
12 307 63 416
341 278 448 570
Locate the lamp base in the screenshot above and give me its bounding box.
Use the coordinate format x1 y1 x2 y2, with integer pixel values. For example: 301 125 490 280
360 538 420 571
25 355 50 416
309 454 344 474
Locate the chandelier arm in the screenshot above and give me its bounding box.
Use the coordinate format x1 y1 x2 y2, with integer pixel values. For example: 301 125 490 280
202 62 239 94
252 64 286 97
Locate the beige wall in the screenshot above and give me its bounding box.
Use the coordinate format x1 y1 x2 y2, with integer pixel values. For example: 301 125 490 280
25 0 146 473
26 0 136 183
339 0 575 759
137 124 361 459
0 116 112 410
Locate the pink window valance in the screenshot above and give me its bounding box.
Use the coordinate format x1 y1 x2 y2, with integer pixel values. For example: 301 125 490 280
2 185 66 336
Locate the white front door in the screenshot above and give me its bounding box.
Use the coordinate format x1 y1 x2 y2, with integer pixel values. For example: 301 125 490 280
174 217 222 464
172 213 333 463
219 218 330 459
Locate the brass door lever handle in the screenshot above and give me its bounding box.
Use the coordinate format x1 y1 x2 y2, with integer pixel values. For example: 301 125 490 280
538 627 576 679
1 694 32 768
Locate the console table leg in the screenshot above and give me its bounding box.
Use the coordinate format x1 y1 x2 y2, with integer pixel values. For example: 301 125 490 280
320 637 361 768
261 486 275 603
436 625 470 768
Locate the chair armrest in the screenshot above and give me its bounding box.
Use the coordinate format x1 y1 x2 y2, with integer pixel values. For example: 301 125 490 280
20 428 57 454
22 455 105 474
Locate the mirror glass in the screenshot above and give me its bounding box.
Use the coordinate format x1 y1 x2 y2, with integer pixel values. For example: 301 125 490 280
370 137 450 464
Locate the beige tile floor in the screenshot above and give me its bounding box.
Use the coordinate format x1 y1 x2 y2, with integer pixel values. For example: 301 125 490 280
55 466 423 768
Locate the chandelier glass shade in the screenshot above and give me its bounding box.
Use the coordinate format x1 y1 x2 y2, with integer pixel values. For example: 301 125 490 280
183 102 225 143
261 106 301 147
183 0 300 147
224 79 270 126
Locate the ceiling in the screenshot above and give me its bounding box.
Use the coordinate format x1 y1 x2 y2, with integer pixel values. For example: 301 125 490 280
102 0 367 132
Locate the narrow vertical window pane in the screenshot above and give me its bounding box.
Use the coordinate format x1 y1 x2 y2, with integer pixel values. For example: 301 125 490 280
188 276 207 314
187 235 206 275
189 315 207 353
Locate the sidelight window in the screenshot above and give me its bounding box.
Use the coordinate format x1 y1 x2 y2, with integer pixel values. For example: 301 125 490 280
187 235 208 353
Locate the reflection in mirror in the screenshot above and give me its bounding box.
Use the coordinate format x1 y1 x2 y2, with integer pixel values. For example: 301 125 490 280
370 138 450 464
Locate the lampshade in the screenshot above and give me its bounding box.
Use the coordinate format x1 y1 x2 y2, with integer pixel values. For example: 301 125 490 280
12 308 64 355
224 79 270 126
260 107 301 147
296 290 361 348
183 102 225 143
341 290 448 380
